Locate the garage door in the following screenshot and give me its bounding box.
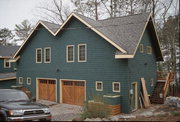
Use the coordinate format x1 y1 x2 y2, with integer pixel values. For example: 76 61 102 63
38 79 56 102
62 81 85 105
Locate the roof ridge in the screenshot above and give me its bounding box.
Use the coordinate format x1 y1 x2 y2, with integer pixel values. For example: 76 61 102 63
40 20 60 26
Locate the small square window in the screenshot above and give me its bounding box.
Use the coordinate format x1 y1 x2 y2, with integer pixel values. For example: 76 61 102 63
113 82 120 92
140 44 144 53
147 46 152 54
150 78 154 87
19 77 23 85
4 59 11 68
27 77 31 85
96 81 103 91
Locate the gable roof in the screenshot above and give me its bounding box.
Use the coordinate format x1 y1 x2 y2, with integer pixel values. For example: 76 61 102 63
14 12 163 61
0 45 20 58
0 72 16 81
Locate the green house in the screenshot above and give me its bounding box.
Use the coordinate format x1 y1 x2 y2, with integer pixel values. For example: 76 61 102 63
0 45 19 88
14 12 163 113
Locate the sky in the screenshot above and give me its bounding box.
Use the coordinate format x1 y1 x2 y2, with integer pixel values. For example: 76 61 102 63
0 0 72 30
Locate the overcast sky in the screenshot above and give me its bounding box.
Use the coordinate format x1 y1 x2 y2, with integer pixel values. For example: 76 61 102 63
0 0 73 30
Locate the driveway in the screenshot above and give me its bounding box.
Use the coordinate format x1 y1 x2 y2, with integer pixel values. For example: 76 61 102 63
37 100 82 121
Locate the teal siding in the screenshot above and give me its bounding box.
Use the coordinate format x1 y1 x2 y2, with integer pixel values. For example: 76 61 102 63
128 29 157 112
16 17 157 114
0 59 16 73
0 79 16 88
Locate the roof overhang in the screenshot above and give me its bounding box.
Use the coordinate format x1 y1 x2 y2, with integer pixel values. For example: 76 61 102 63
0 77 16 81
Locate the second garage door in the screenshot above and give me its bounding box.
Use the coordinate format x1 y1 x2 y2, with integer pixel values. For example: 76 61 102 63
38 79 56 102
62 81 85 105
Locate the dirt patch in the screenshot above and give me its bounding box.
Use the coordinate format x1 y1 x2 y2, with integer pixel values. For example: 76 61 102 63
122 116 180 121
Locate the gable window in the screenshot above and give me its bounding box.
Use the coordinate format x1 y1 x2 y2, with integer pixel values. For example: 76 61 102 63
113 82 120 92
4 59 11 68
96 81 103 91
78 44 87 62
150 78 154 87
27 77 31 85
66 45 74 62
147 46 152 54
36 48 42 63
19 77 23 85
140 44 144 53
44 47 51 63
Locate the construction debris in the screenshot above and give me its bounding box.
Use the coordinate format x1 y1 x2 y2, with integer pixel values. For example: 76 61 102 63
164 96 180 108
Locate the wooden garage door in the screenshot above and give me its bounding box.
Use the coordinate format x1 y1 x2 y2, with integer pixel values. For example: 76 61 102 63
39 79 56 102
62 81 85 105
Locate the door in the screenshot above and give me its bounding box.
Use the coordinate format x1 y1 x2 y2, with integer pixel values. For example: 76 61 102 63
131 82 138 111
38 79 56 102
62 80 85 105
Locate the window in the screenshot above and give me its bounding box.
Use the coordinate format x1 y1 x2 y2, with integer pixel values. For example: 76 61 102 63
66 45 74 62
4 59 11 68
78 44 86 62
147 46 152 54
27 77 31 85
96 81 103 91
150 78 154 87
44 47 51 63
19 77 23 85
140 44 144 53
36 48 42 63
113 82 120 92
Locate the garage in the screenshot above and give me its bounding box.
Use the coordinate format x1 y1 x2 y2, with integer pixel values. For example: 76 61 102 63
62 80 85 105
38 79 56 102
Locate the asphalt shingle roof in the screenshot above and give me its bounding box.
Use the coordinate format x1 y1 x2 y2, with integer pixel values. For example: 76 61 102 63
0 45 20 57
41 20 60 33
0 72 16 81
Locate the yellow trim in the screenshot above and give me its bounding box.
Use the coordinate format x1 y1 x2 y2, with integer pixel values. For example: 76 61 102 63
4 59 11 68
36 77 57 102
44 47 51 63
27 77 31 85
19 77 23 85
66 45 75 62
147 46 152 54
96 81 103 91
59 79 86 104
36 48 42 63
0 77 16 81
131 82 138 111
115 55 134 59
112 82 121 92
78 44 87 62
140 44 144 53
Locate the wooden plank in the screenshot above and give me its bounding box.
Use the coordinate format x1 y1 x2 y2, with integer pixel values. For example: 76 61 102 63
140 92 145 108
141 78 150 108
139 96 143 108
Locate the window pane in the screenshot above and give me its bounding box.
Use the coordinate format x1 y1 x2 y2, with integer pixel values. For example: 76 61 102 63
79 45 86 61
68 46 74 61
45 48 51 62
37 49 42 62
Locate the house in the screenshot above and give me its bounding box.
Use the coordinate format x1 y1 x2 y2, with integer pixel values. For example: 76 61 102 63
0 45 19 88
14 12 163 114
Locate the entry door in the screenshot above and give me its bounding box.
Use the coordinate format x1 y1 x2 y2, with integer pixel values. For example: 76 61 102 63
131 82 138 111
62 81 85 105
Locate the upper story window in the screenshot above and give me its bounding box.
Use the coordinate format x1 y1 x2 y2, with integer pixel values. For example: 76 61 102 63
44 47 51 63
147 46 152 54
140 44 144 53
112 82 120 92
4 59 11 68
78 44 87 62
66 45 74 62
36 48 42 63
96 81 103 91
19 77 23 85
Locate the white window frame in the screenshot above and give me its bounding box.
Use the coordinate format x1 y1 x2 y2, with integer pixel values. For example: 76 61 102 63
44 47 51 63
150 78 154 87
140 44 144 53
112 82 121 92
66 45 74 62
36 48 42 63
19 77 23 85
4 59 11 68
78 44 87 62
147 46 152 54
96 81 103 91
27 77 31 85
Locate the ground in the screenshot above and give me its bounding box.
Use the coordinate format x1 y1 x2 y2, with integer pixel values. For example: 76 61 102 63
37 100 180 121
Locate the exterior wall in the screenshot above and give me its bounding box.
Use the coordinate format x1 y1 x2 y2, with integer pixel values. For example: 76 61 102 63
127 28 157 112
0 58 16 73
0 79 16 88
